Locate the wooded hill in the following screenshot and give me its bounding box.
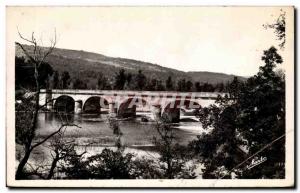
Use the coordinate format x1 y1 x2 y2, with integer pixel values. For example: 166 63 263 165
15 44 246 90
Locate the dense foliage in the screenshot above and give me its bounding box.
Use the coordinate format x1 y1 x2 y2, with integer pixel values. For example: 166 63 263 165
15 56 53 90
189 46 285 179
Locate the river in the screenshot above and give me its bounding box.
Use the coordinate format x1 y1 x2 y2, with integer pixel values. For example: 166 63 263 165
35 112 209 148
15 112 209 178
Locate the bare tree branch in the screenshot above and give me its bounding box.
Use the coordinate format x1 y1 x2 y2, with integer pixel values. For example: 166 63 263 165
39 29 57 65
31 123 81 150
17 28 36 45
16 29 59 179
15 42 37 65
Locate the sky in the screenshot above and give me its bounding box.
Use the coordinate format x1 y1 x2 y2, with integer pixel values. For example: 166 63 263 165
7 6 293 76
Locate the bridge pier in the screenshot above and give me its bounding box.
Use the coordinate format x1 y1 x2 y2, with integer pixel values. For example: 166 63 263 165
45 90 53 110
118 106 136 118
162 108 180 123
74 100 82 114
151 105 161 121
109 102 117 117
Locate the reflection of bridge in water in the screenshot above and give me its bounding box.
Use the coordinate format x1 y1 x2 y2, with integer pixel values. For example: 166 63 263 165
39 89 227 123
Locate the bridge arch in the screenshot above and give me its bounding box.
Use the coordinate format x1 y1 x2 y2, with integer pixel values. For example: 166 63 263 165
117 97 151 118
82 96 109 114
161 99 201 123
53 95 75 113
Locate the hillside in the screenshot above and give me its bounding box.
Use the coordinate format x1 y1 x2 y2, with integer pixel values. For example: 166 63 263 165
187 71 246 84
15 44 246 87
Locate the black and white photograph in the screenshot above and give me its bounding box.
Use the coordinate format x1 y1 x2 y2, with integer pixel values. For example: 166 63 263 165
5 6 294 188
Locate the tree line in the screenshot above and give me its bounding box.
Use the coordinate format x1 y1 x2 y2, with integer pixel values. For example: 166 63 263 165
16 57 233 93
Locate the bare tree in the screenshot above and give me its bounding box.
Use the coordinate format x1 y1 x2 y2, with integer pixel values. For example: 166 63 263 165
45 126 87 179
15 30 79 179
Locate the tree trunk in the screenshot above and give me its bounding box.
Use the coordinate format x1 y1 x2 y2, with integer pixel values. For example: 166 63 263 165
15 148 31 179
15 67 40 179
15 37 56 179
47 156 59 179
166 159 173 179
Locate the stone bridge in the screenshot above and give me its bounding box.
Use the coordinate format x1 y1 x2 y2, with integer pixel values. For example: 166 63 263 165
39 89 227 122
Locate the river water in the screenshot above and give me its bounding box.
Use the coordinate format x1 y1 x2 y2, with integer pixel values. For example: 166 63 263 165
15 112 209 177
36 112 209 148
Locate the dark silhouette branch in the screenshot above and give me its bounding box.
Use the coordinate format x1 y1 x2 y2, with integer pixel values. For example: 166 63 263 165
15 42 37 65
15 29 59 179
31 123 81 150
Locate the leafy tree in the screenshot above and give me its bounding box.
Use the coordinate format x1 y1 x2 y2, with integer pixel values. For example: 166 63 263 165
60 71 71 89
61 149 91 179
135 70 147 90
177 79 186 91
263 10 286 49
123 72 133 90
72 78 87 89
113 69 127 90
145 78 165 91
236 46 285 178
186 80 193 92
165 76 174 91
156 80 165 91
203 82 215 92
15 56 54 90
146 78 157 91
51 71 59 89
190 102 245 178
62 147 162 179
88 149 136 179
15 99 36 146
97 73 109 90
190 46 285 179
130 159 163 179
195 82 201 92
215 82 225 92
229 77 243 99
154 122 196 179
15 56 35 90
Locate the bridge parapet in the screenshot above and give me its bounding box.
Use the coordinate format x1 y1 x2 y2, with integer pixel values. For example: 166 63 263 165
39 89 228 99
